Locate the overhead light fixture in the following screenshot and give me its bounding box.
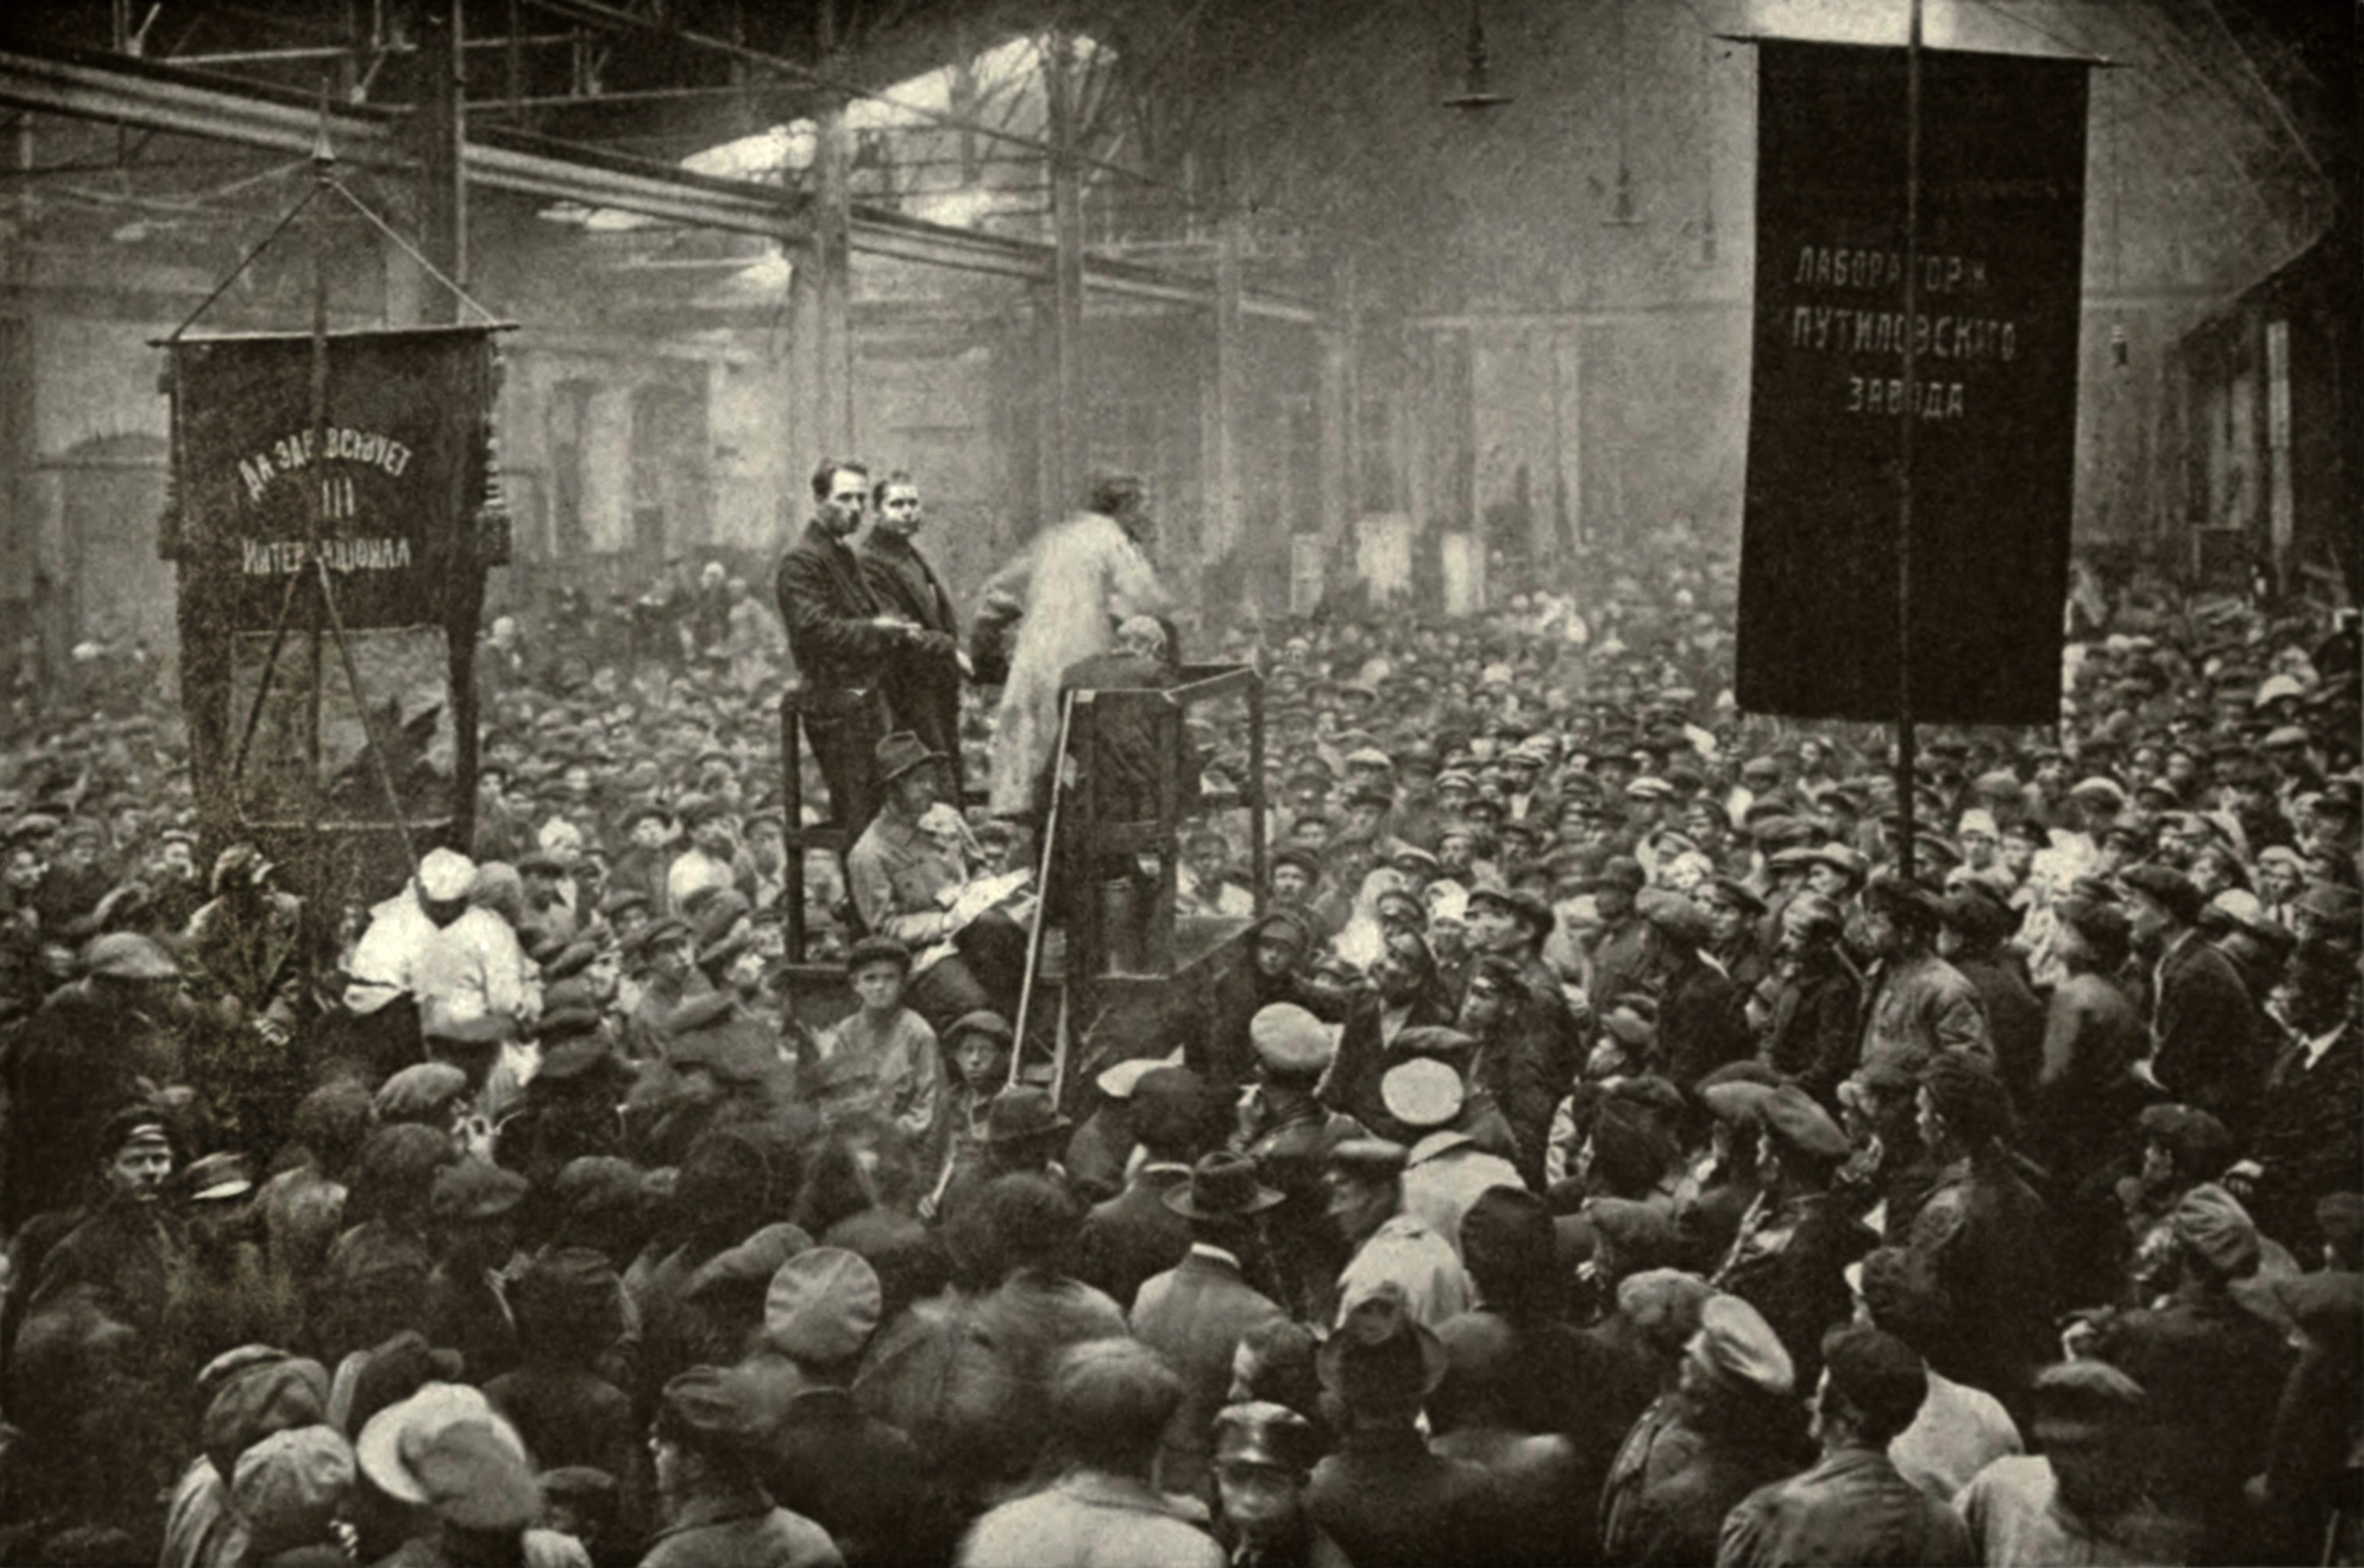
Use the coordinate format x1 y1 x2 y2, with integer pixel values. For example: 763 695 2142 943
1442 0 1512 110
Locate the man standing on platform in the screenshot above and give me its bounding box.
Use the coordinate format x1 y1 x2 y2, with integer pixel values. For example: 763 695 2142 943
775 458 928 833
859 471 967 796
983 472 1172 823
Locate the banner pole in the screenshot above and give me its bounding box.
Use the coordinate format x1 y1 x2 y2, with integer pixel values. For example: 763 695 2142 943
1894 0 1924 883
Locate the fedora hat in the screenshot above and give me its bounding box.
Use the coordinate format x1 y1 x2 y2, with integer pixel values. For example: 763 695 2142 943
983 1084 1071 1146
873 731 945 785
1164 1151 1284 1220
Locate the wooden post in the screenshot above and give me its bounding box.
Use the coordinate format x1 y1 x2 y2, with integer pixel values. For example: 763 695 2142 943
1894 0 1924 882
812 90 855 455
1044 28 1086 516
419 0 467 326
1208 209 1245 580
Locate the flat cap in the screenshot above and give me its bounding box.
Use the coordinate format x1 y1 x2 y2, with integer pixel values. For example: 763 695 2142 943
1212 1401 1322 1476
1251 1002 1339 1076
1688 1293 1794 1396
85 931 180 981
1636 887 1713 947
1379 1058 1465 1130
2171 1181 2261 1279
1759 1083 1851 1162
763 1246 883 1364
374 1062 470 1123
2121 863 2204 926
1326 1137 1409 1178
429 1159 529 1223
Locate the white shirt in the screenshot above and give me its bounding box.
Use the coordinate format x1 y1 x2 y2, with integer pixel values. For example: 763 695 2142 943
1891 1366 2022 1502
350 887 539 1023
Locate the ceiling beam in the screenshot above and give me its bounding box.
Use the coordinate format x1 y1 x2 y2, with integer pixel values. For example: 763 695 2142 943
0 43 811 236
0 42 1325 323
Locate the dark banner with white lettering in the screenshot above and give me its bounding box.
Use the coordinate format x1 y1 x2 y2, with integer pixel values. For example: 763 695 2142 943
167 327 504 833
1736 42 2090 725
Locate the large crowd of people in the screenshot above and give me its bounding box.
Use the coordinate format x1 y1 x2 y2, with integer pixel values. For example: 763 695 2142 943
0 463 2357 1568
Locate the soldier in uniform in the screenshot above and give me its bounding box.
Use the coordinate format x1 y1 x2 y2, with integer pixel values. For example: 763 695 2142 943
1232 1003 1363 1322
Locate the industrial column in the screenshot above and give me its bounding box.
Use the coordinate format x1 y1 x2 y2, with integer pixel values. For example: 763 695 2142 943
1041 27 1087 520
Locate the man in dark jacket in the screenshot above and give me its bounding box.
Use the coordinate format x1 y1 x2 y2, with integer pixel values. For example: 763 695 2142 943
775 458 941 833
1640 889 1751 1090
2125 862 2264 1134
1900 1054 2055 1413
1130 1152 1292 1497
858 471 966 795
2082 1182 2294 1564
1304 1294 1507 1568
1937 884 2044 1111
1076 1066 1206 1308
750 1247 955 1568
1758 893 1861 1109
1715 1324 1975 1566
1601 1292 1810 1567
1711 1085 1874 1390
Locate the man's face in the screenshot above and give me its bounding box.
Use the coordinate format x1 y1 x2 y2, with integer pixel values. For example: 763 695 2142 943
1466 901 1518 953
1254 934 1302 978
952 1033 1007 1089
892 770 940 816
1216 1462 1304 1542
1459 977 1509 1032
1270 865 1311 904
1704 897 1745 947
2125 888 2173 953
653 935 697 984
1803 863 1847 900
105 1138 173 1203
1344 803 1386 840
877 483 923 539
1323 1170 1391 1248
3 849 44 891
1960 829 1997 868
820 468 869 536
1861 904 1900 959
1186 841 1227 888
59 836 99 873
851 960 904 1013
1594 884 1633 922
692 818 735 856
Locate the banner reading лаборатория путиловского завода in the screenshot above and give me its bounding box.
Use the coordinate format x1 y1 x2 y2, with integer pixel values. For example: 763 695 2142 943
1736 40 2091 727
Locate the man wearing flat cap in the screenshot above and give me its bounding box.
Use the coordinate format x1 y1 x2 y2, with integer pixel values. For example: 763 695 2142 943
1856 873 1993 1084
2 929 193 1228
1601 1293 1808 1568
1902 1054 2055 1413
1326 1139 1471 1330
2123 861 2265 1131
1130 1152 1291 1497
1710 1085 1872 1390
1381 1058 1523 1259
1583 855 1653 1010
1210 1402 1347 1568
647 1364 842 1567
2079 1182 2293 1563
1233 1003 1365 1322
1638 888 1752 1090
1716 1323 1974 1566
745 1247 952 1568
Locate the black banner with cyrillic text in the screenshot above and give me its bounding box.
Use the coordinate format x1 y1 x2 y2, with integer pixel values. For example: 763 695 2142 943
1736 42 2090 725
